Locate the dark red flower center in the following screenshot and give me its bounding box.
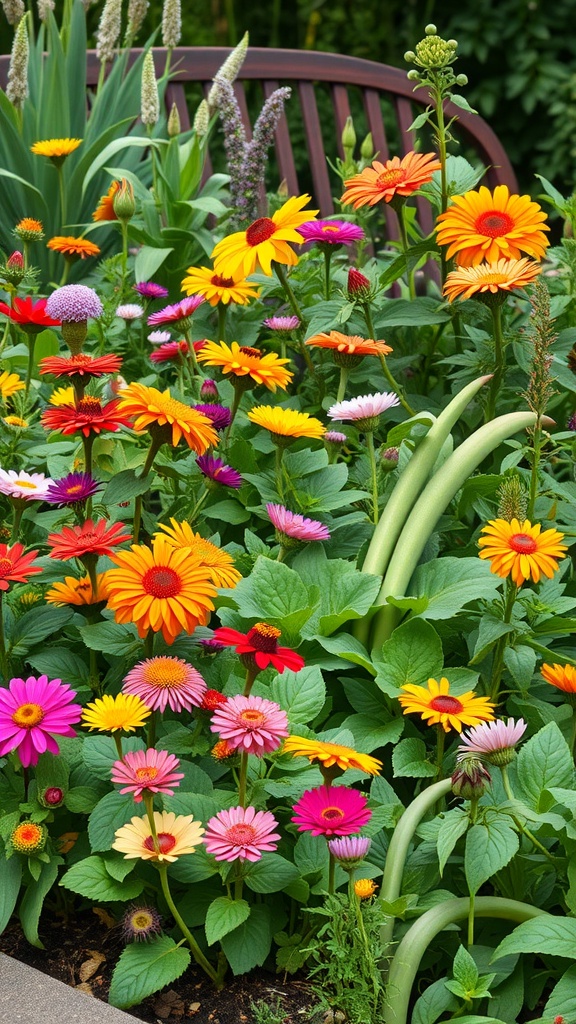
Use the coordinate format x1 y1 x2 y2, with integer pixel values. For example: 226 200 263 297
44 787 64 805
211 274 235 288
142 566 182 598
77 397 102 415
246 622 281 652
0 557 14 575
509 533 537 554
320 806 345 821
225 823 257 845
246 217 276 247
143 832 176 854
429 695 463 714
239 346 262 359
475 210 515 238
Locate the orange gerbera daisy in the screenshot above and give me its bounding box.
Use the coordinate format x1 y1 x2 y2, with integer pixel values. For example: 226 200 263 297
117 383 218 453
283 735 382 775
93 181 120 222
106 536 218 644
443 258 542 302
45 573 110 606
305 331 392 364
478 518 567 586
436 186 550 268
41 397 132 437
541 663 576 694
196 340 293 391
31 138 82 161
14 218 44 241
47 236 101 260
181 265 260 306
341 152 442 208
398 677 495 733
154 519 241 589
211 194 319 278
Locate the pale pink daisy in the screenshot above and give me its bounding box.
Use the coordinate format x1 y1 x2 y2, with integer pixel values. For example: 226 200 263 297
292 784 372 837
203 805 281 862
122 656 207 713
263 315 300 332
148 330 172 344
111 748 185 802
266 503 330 542
457 718 527 763
328 392 400 422
0 469 53 500
0 675 82 767
116 304 144 321
210 694 289 755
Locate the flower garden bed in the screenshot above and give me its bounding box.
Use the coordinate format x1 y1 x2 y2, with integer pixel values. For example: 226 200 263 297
1 5 576 1024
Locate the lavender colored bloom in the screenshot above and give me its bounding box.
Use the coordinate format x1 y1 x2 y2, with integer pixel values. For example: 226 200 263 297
134 281 169 299
116 303 144 321
266 503 330 543
299 220 365 246
148 295 204 326
328 392 400 422
45 472 101 506
193 404 231 431
148 330 172 345
46 285 103 322
263 316 300 332
328 835 371 869
457 718 527 765
196 454 242 489
324 430 347 445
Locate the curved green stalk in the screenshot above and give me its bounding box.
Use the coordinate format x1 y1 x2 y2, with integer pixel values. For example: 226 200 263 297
370 410 547 650
354 375 491 645
383 897 547 1024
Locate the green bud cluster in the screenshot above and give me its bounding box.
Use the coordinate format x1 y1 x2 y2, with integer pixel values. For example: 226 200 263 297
414 34 458 71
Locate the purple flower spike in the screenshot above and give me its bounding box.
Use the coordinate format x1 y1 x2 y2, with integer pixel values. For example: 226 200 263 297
134 281 169 299
196 454 242 489
266 503 330 542
148 295 205 326
46 285 103 322
299 220 365 246
44 472 102 506
193 404 232 431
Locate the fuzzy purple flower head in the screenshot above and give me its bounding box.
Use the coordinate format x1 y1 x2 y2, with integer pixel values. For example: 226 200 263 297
196 454 242 489
148 295 205 327
46 285 103 322
299 219 365 247
134 281 169 299
45 472 101 506
324 430 347 445
194 404 232 431
266 503 330 544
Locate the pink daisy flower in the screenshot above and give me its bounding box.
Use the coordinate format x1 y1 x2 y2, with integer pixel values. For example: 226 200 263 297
328 392 400 422
148 295 204 327
263 316 300 333
203 805 281 862
116 304 144 321
298 219 365 246
148 330 172 344
266 503 330 543
0 675 82 767
457 718 527 762
134 281 169 299
292 784 372 837
0 469 53 500
111 748 185 802
328 835 371 868
210 694 288 755
122 656 207 713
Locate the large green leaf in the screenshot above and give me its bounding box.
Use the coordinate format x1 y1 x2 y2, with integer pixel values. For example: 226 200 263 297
516 722 574 811
0 855 22 934
220 904 273 975
409 558 501 620
393 737 437 779
465 816 519 896
60 855 144 902
270 665 326 726
83 735 145 780
19 857 61 948
205 896 250 945
373 618 443 697
108 936 191 1009
492 915 575 961
244 853 300 893
88 791 137 852
544 965 576 1018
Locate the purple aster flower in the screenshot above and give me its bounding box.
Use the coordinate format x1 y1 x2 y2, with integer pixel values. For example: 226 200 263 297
44 472 101 506
263 316 300 332
148 330 172 345
134 281 169 299
298 220 365 246
148 295 205 327
266 503 330 543
324 430 347 445
196 454 242 489
193 404 232 431
328 835 371 870
116 303 144 321
46 285 103 322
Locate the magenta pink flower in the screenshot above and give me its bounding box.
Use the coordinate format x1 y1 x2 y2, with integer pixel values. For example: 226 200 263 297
299 219 365 246
266 503 330 543
263 315 300 332
0 675 82 767
111 748 185 802
457 718 527 761
196 454 242 489
210 694 288 755
148 295 204 326
122 656 207 713
292 784 372 837
203 805 281 861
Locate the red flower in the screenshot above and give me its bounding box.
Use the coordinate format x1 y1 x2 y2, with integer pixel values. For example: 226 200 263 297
201 689 228 711
211 622 305 674
0 542 42 591
48 519 132 560
0 296 61 333
39 353 123 379
41 397 132 437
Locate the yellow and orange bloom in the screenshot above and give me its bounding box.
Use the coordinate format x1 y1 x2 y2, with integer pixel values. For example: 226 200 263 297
211 194 319 278
45 573 110 607
82 693 151 733
117 382 219 453
305 331 392 360
341 151 442 208
105 535 218 644
478 518 567 586
92 181 120 222
49 386 75 406
398 677 495 733
14 217 44 241
541 663 576 694
283 735 382 775
248 405 325 441
154 519 241 589
10 821 47 854
0 371 25 399
354 878 378 899
113 810 205 863
197 340 293 391
443 257 542 302
181 265 260 306
47 236 101 260
436 186 550 268
3 415 28 428
30 138 82 161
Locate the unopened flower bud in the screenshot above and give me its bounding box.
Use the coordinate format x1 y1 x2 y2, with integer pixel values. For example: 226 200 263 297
96 0 122 65
7 251 24 269
425 23 437 34
381 446 399 470
455 74 468 86
167 102 181 137
2 250 25 285
161 0 181 50
207 31 249 112
415 33 458 70
360 132 374 162
342 116 356 159
404 50 416 62
447 39 458 48
328 835 371 871
451 756 491 800
112 178 136 221
497 475 528 523
347 266 371 299
6 14 29 107
407 70 421 81
141 50 159 127
200 378 220 401
193 98 209 136
41 786 64 807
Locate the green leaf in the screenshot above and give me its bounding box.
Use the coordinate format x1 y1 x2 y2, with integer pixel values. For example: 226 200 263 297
492 915 576 961
244 853 299 893
83 735 145 780
392 737 437 778
34 753 69 797
465 817 519 896
270 666 325 726
341 714 404 752
88 791 137 852
205 897 251 945
78 620 140 656
60 855 144 902
374 298 450 328
134 246 174 281
374 618 443 697
315 633 376 675
412 977 459 1024
220 904 273 975
203 499 250 524
64 787 99 813
452 944 479 990
0 854 22 933
19 857 61 948
9 606 73 657
409 558 501 620
471 617 516 664
82 136 162 192
108 935 191 1009
437 809 469 874
544 965 576 1018
102 469 152 504
296 555 381 636
230 556 315 635
517 722 574 811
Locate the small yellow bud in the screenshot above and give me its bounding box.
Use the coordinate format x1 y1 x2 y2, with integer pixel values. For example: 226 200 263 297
425 23 437 34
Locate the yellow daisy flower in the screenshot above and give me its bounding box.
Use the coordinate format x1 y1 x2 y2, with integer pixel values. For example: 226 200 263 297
443 258 542 302
30 138 82 163
181 265 260 306
283 735 382 775
0 371 25 399
197 340 293 391
248 405 325 440
154 519 241 589
81 693 151 733
3 415 27 429
478 518 567 586
398 677 495 733
112 810 205 863
49 386 75 406
354 878 378 899
117 382 219 453
211 194 319 277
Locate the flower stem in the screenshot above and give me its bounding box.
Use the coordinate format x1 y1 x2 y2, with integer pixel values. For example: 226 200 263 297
275 445 285 502
113 731 124 760
133 439 161 544
364 296 414 415
328 850 336 894
243 667 258 696
10 503 23 543
0 592 8 680
189 487 210 525
489 580 517 704
238 751 248 807
157 863 221 985
397 205 416 301
336 365 349 403
56 165 67 231
435 725 445 781
274 264 305 325
323 249 332 301
485 303 505 422
499 765 558 862
24 335 36 396
365 430 379 525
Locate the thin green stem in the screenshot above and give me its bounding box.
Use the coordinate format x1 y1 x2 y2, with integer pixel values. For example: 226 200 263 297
113 731 124 760
398 206 416 300
364 297 414 415
527 421 542 521
435 725 445 781
24 334 36 396
328 850 335 895
485 303 505 422
365 430 379 524
10 503 23 543
336 365 349 403
147 710 157 749
56 165 67 231
120 220 129 297
133 438 161 543
323 249 332 301
238 751 248 807
489 580 517 704
189 487 210 525
243 667 258 696
82 433 94 478
157 864 220 984
0 593 8 680
274 264 305 325
275 445 285 501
